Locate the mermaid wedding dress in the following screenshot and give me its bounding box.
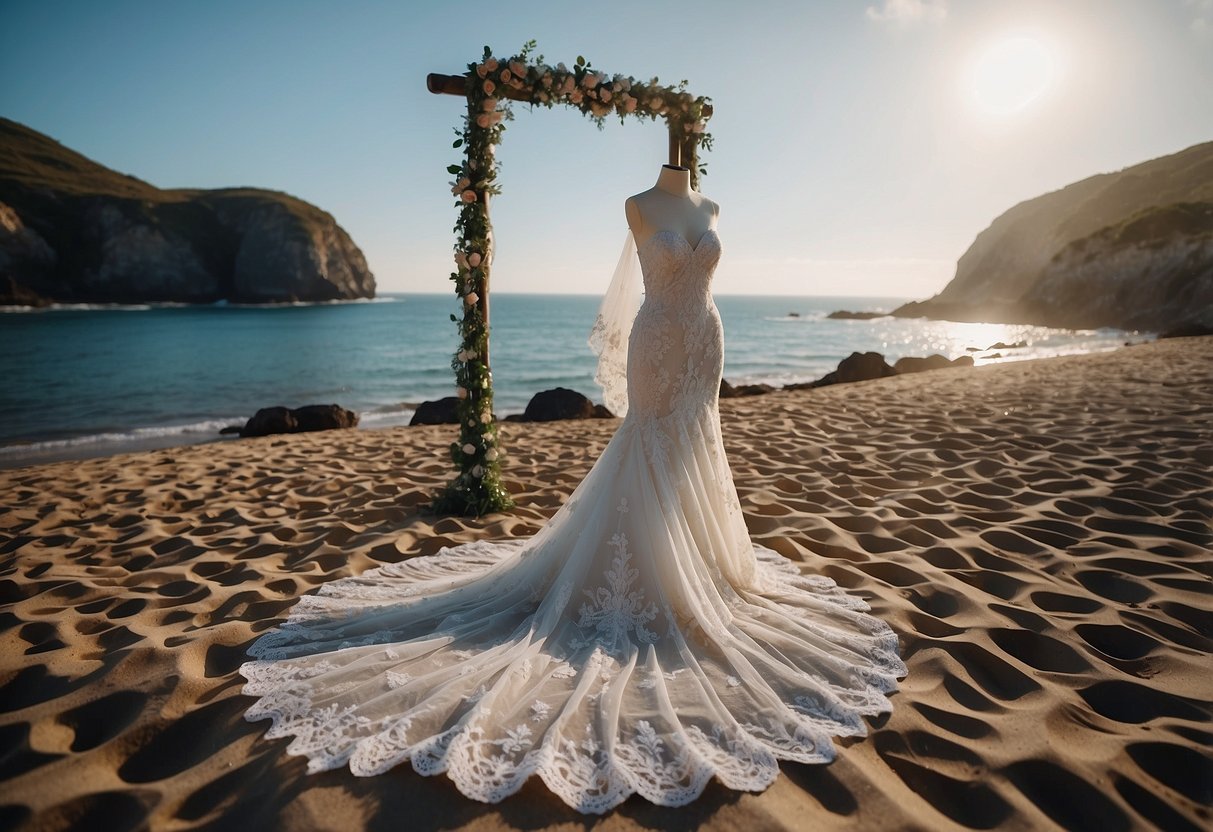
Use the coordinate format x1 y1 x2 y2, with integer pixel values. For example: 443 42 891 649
240 226 906 813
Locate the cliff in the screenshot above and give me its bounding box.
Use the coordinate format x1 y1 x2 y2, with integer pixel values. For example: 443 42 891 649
893 142 1213 332
0 118 375 305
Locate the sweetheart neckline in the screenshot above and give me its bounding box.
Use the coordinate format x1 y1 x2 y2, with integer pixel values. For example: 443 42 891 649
639 227 718 254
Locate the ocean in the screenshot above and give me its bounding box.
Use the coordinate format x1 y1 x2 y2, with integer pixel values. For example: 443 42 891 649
0 293 1133 467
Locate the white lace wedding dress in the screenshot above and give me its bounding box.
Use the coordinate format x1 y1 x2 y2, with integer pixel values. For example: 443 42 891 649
240 227 906 813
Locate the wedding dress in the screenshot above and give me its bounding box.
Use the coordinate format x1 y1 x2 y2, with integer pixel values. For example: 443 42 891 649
240 227 906 813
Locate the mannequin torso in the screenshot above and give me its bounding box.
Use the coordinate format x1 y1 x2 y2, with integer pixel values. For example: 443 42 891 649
625 165 718 249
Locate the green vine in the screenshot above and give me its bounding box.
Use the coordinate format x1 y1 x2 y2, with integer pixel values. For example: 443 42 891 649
432 41 713 516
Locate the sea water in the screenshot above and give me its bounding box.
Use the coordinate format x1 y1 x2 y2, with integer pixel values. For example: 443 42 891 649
0 293 1133 466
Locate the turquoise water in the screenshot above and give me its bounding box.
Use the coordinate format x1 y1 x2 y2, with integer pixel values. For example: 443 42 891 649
0 293 1132 465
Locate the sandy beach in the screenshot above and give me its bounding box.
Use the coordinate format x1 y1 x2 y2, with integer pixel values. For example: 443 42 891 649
2 337 1210 831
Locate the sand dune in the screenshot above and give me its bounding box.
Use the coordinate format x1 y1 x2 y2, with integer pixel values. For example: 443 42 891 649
2 337 1211 830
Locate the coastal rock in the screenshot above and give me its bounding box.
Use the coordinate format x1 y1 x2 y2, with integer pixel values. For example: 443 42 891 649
239 404 358 437
892 142 1213 332
410 398 461 426
893 354 974 374
834 351 898 384
719 380 776 398
522 388 601 422
0 118 376 305
826 310 887 320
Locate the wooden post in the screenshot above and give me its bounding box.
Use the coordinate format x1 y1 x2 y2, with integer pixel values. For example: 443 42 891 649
481 191 490 369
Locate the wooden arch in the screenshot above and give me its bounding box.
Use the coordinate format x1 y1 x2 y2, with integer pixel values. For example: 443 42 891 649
427 43 713 515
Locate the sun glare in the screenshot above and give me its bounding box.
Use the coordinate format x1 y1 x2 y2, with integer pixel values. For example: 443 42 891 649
967 36 1056 116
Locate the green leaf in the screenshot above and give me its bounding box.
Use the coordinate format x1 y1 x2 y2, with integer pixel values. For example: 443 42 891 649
452 139 463 148
447 164 462 175
576 55 585 67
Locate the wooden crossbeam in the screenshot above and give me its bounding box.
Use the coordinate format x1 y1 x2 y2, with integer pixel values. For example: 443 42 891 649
427 72 710 168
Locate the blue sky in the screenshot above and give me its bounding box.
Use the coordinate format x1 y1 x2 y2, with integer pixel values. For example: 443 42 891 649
2 0 1211 297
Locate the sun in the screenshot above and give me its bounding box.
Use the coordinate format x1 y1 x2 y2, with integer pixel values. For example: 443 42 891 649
966 36 1056 116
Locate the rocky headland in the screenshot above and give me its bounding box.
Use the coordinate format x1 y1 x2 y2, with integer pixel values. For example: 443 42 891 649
893 142 1213 332
0 118 375 306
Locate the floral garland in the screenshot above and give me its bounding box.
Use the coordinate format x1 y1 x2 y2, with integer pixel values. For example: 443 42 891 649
432 41 713 516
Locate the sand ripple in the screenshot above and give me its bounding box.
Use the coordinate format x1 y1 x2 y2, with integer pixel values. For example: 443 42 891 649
1 338 1211 830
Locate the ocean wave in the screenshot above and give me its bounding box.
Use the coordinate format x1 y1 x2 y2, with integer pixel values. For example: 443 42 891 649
0 418 240 456
1 297 396 313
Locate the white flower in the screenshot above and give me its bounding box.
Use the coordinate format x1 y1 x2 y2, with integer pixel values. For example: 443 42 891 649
457 349 468 362
467 418 476 426
466 349 478 360
457 386 468 399
480 410 491 423
464 291 479 306
462 443 476 455
468 252 482 268
461 189 476 203
472 464 484 478
485 448 499 462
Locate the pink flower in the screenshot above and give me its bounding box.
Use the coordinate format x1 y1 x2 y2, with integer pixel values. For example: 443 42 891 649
570 90 583 105
482 79 495 95
582 73 599 89
485 58 499 71
500 69 512 83
468 252 482 268
455 252 469 270
482 98 497 112
510 60 526 77
600 89 612 103
560 76 575 95
476 64 488 79
476 114 490 129
457 386 468 399
461 190 477 203
464 292 479 306
624 95 638 113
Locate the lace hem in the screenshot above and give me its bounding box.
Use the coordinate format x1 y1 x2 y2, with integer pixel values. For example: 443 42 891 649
239 542 905 814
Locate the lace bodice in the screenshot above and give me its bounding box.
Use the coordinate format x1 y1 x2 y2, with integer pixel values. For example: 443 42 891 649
240 226 905 814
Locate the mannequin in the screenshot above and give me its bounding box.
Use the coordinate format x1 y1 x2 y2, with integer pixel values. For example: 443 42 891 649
625 164 718 248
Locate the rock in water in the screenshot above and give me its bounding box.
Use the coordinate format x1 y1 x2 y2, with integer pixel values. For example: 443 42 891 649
410 398 461 426
522 388 598 422
835 352 898 384
239 404 358 438
0 118 375 304
893 354 973 373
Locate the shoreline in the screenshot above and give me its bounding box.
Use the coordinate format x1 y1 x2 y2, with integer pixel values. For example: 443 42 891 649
0 340 1136 471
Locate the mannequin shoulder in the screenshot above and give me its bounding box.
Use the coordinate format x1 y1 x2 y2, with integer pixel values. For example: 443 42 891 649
702 196 721 218
624 195 647 233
